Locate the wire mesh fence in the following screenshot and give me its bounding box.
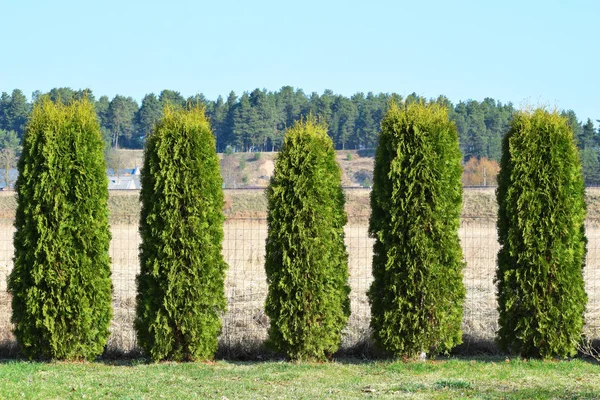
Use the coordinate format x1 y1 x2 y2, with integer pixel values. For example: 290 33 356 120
0 219 14 352
460 217 498 345
585 219 600 340
1 204 600 356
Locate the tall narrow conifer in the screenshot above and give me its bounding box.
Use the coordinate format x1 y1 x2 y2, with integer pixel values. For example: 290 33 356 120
496 109 587 358
8 97 112 360
264 117 350 360
135 106 227 361
368 102 465 358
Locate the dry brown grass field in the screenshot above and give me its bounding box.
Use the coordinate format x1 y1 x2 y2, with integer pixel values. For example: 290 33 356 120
2 188 600 355
108 148 496 189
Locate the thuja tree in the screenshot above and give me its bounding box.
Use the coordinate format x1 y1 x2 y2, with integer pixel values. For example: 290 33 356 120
368 102 465 358
265 117 350 360
135 106 227 361
8 97 112 360
496 109 587 358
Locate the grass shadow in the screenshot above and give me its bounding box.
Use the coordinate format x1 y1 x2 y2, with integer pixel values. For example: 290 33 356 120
451 335 501 356
0 341 19 359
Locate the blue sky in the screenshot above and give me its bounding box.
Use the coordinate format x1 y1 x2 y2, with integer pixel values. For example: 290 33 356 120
2 0 599 122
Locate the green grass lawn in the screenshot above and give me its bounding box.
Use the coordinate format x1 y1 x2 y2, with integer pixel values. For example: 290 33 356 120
0 357 598 399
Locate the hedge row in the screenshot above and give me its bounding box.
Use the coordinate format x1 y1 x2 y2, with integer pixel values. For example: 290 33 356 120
7 98 587 361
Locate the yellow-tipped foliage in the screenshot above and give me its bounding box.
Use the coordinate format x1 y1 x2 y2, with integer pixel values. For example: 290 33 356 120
496 109 587 358
8 97 112 360
135 106 227 361
369 101 465 358
265 116 350 360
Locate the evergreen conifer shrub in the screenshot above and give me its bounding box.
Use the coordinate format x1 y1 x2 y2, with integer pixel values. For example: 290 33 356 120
135 106 227 361
264 117 350 360
496 109 587 358
368 102 465 358
8 97 112 360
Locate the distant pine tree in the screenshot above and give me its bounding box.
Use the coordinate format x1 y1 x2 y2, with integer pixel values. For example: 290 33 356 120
496 109 587 358
8 97 112 360
264 117 350 360
135 106 227 361
368 102 465 358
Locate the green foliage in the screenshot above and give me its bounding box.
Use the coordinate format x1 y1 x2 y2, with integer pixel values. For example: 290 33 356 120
3 357 600 399
3 86 599 182
107 95 139 148
6 89 30 138
330 96 358 149
580 146 600 184
232 93 258 151
345 152 352 161
496 109 587 358
8 97 112 360
265 117 350 360
253 151 262 161
137 93 162 140
577 118 600 184
45 87 95 105
238 156 247 171
135 106 227 361
368 102 465 358
0 129 20 154
158 90 186 109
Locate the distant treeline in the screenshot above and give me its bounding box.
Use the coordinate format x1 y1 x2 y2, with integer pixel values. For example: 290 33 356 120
1 86 599 182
